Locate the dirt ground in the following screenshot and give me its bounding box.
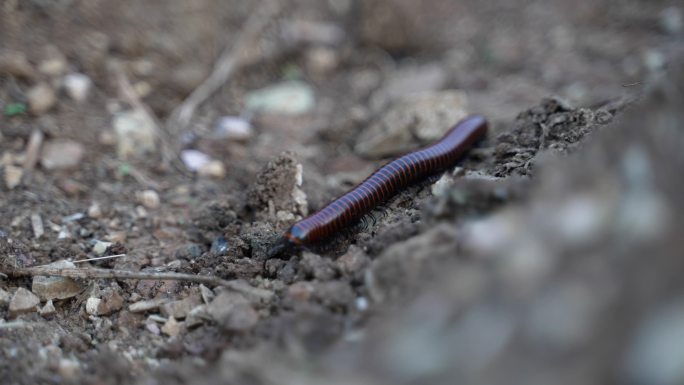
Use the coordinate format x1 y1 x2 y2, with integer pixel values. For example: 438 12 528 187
1 0 683 384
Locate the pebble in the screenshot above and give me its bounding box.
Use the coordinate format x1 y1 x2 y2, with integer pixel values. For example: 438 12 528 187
199 285 215 304
62 73 92 103
31 213 44 239
161 316 183 337
8 287 40 317
160 294 202 320
212 116 253 140
23 129 44 171
129 298 168 313
4 165 23 189
92 240 112 256
113 109 157 158
0 50 35 79
39 300 56 317
207 291 259 331
355 91 469 158
57 358 80 379
87 202 103 219
32 260 83 301
660 6 683 35
146 321 161 335
210 236 230 256
305 46 339 76
38 45 67 77
245 80 315 115
185 305 209 328
0 288 11 307
40 140 85 170
28 83 57 114
198 160 226 179
180 150 211 171
138 190 160 209
85 287 124 316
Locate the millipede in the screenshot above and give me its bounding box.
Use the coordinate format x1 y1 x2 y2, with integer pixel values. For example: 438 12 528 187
270 114 488 257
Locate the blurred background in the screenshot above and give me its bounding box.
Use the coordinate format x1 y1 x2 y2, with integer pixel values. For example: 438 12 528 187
1 0 683 384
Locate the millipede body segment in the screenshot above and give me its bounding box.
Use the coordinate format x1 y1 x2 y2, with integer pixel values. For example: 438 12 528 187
276 114 488 253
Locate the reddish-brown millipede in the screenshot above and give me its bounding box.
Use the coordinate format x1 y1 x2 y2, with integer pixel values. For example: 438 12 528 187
271 115 488 256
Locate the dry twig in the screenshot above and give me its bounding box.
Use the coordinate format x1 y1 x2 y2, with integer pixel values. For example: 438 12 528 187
166 0 280 134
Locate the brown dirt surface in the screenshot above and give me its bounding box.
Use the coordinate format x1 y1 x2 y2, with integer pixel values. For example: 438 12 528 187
1 1 683 384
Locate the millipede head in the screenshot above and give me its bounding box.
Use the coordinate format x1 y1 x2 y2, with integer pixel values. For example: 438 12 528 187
267 228 305 259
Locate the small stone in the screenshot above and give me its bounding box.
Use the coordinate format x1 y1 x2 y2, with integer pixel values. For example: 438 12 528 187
212 116 253 140
138 190 160 209
246 80 315 115
40 140 85 170
31 213 44 239
62 73 92 103
92 240 112 256
186 305 209 328
106 231 127 243
356 91 469 158
32 260 83 301
0 50 35 79
159 294 202 320
660 6 683 35
4 165 23 189
87 203 103 219
57 358 80 379
199 285 215 304
287 281 315 301
0 288 11 307
85 287 124 316
305 46 339 76
113 109 157 158
210 236 230 256
129 298 168 313
28 83 56 115
180 150 211 171
38 45 67 77
198 160 226 179
161 316 183 337
22 129 44 172
9 287 40 317
208 292 259 331
146 321 161 335
39 300 56 317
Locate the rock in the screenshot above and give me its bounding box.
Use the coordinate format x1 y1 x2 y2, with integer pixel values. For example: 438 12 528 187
212 116 253 140
129 298 168 313
180 150 211 171
39 300 56 317
300 252 337 280
40 140 85 170
161 316 183 337
159 294 202 320
355 91 469 158
137 190 160 209
32 260 83 301
146 321 160 335
660 6 683 35
113 109 157 158
62 73 92 103
8 287 40 317
92 240 112 256
209 236 229 256
245 80 315 115
4 165 23 189
305 47 339 76
31 213 44 239
207 291 259 331
28 83 57 115
287 281 315 301
38 45 67 77
198 160 226 179
0 288 11 307
85 287 123 316
87 202 103 219
22 129 44 172
199 285 215 304
0 50 35 79
185 305 209 328
57 358 80 380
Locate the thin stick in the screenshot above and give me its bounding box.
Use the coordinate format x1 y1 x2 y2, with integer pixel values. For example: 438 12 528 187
72 254 127 263
114 65 184 171
167 0 279 133
3 266 273 301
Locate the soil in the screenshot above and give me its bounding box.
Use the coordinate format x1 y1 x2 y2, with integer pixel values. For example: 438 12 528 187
1 1 683 384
